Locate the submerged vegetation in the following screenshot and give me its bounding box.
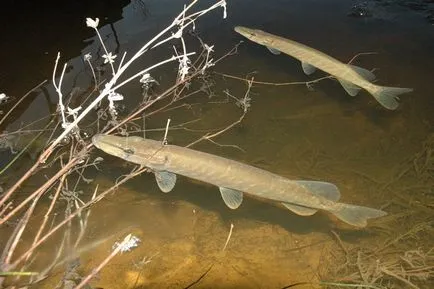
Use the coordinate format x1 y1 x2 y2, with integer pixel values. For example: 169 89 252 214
321 134 434 288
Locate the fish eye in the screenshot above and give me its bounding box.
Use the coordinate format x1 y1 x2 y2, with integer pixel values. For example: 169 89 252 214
123 148 135 154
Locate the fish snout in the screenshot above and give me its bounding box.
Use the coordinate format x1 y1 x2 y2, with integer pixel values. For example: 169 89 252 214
234 26 255 37
92 134 103 148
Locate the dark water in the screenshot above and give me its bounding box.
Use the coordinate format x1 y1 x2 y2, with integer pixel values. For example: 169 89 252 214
1 0 433 288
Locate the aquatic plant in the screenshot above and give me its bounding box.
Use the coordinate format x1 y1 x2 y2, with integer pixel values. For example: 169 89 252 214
320 135 434 289
0 1 254 287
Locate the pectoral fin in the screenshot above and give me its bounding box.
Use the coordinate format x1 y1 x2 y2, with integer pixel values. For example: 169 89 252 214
219 187 243 209
266 46 281 55
155 171 177 193
338 79 361 96
349 64 376 81
281 202 318 216
301 62 317 75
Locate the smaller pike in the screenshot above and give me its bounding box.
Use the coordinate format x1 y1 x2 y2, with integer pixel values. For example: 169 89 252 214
234 26 413 110
92 134 387 227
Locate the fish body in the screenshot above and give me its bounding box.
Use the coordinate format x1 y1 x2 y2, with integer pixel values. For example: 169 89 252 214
234 26 413 110
92 134 387 227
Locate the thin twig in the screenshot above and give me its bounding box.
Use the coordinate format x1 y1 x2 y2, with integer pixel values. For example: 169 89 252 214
74 234 134 289
26 174 66 262
222 223 234 252
0 80 47 127
215 72 332 86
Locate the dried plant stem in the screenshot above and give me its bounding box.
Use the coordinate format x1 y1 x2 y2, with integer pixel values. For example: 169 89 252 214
0 46 236 266
0 80 47 127
25 174 66 262
110 72 198 132
122 42 241 127
0 3 235 286
187 78 253 148
330 230 349 255
0 202 12 217
318 281 383 288
5 167 145 272
0 55 198 213
74 234 134 289
0 157 41 211
163 118 171 145
222 223 234 252
73 185 98 248
347 52 378 64
215 72 332 86
216 52 377 88
4 195 40 266
380 267 419 289
0 0 232 214
0 119 53 176
0 156 80 225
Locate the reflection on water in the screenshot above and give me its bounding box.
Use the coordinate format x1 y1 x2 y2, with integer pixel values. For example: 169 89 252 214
1 0 433 288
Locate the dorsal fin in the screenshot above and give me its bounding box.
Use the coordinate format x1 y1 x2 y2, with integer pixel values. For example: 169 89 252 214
295 180 340 201
348 64 376 81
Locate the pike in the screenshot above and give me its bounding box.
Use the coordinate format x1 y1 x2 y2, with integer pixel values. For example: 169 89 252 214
234 26 413 110
92 134 387 227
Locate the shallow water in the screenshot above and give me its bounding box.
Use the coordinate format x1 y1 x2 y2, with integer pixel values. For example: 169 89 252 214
1 0 433 288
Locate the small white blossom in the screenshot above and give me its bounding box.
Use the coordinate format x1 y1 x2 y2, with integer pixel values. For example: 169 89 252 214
102 52 117 64
179 65 189 80
84 53 92 61
108 91 124 112
112 235 141 253
201 43 215 74
204 44 214 53
178 56 191 81
86 17 99 29
139 73 159 86
237 95 251 113
139 73 152 84
108 91 123 102
67 106 82 117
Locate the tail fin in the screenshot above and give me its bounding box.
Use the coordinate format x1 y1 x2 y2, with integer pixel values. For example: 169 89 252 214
332 204 387 227
371 86 413 110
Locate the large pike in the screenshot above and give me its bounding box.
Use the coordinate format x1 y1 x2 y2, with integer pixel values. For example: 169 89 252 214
92 134 387 227
234 26 413 110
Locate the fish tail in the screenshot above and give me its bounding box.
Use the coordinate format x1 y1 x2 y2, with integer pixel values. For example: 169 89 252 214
370 85 413 110
331 203 387 227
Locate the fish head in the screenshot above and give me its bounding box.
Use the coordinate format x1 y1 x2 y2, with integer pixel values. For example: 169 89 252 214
92 134 168 169
234 26 274 47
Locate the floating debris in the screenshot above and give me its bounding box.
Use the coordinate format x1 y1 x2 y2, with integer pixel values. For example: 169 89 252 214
112 235 141 253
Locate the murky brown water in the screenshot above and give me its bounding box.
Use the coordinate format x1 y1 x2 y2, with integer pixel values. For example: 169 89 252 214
1 0 433 288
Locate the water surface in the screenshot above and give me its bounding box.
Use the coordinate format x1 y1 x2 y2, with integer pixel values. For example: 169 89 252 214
1 0 433 288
